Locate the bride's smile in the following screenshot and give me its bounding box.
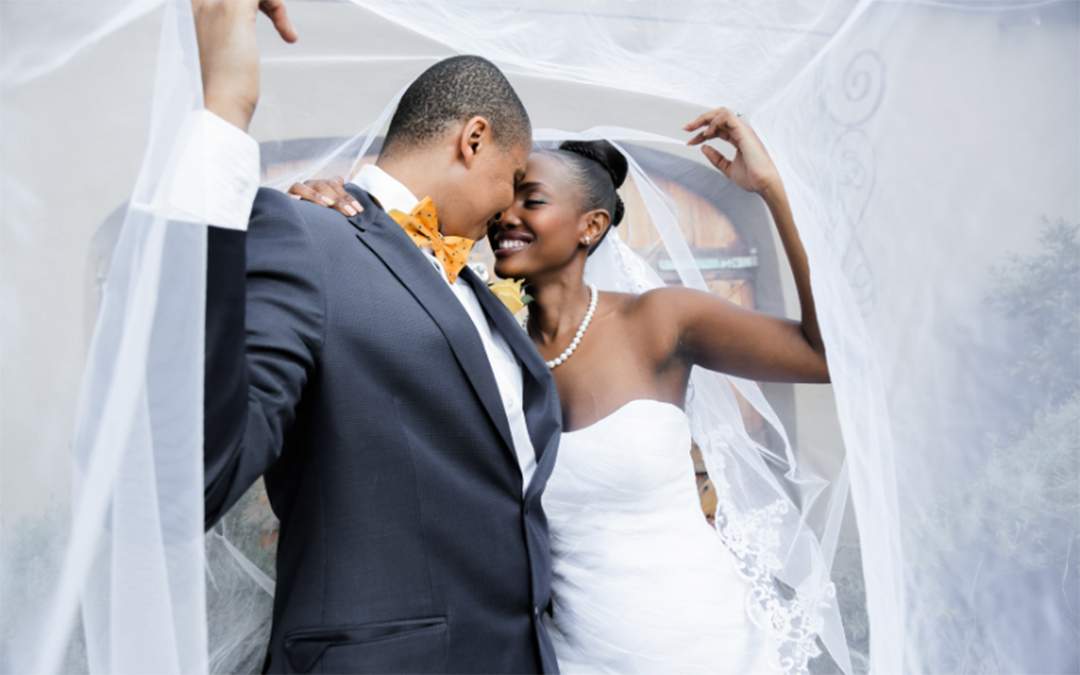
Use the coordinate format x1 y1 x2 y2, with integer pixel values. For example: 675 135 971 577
491 228 534 257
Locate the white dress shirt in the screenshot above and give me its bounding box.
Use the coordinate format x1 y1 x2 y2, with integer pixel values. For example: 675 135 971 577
157 110 261 231
351 165 537 492
167 116 536 492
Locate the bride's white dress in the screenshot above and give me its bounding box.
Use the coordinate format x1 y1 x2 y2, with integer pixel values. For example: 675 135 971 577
542 399 778 674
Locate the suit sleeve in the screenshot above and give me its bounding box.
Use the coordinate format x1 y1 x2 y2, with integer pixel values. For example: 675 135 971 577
203 191 326 529
165 110 326 528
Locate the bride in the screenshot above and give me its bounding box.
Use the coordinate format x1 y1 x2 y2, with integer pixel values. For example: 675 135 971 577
295 110 837 674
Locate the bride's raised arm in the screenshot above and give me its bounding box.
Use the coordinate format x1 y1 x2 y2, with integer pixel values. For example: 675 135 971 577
650 108 828 383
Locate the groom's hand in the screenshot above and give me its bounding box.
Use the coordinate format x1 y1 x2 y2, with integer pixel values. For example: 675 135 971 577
193 0 298 132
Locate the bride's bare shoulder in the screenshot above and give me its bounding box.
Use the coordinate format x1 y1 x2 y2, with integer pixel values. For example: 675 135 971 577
598 290 638 311
613 288 700 346
600 288 715 330
624 286 708 320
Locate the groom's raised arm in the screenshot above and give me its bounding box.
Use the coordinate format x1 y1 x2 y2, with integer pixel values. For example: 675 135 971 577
176 0 319 528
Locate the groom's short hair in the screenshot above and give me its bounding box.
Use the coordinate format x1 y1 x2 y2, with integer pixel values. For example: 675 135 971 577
382 55 531 156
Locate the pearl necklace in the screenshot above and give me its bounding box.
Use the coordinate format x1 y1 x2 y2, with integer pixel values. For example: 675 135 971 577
545 284 599 369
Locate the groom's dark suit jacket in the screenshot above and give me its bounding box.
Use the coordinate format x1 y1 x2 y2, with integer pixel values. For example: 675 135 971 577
204 186 561 674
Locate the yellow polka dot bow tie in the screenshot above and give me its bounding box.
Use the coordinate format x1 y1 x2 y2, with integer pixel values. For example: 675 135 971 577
387 197 474 284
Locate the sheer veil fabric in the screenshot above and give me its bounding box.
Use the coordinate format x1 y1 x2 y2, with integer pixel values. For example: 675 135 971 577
2 2 1077 674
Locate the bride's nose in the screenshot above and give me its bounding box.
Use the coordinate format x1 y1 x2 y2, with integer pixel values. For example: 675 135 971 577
498 208 524 228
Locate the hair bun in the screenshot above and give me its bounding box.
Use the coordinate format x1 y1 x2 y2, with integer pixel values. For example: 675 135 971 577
557 140 628 190
612 194 625 227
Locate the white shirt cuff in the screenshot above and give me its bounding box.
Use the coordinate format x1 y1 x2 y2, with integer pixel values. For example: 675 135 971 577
156 109 260 230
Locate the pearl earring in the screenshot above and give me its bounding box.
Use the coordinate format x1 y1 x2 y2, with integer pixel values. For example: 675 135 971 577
583 236 591 246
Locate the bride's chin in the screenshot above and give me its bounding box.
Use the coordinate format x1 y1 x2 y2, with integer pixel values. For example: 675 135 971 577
494 261 523 279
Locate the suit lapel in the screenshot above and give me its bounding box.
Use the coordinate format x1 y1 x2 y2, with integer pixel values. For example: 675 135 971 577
461 268 561 474
345 187 518 460
460 267 547 383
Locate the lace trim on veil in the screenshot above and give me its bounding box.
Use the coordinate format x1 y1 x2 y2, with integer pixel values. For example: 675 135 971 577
701 429 835 675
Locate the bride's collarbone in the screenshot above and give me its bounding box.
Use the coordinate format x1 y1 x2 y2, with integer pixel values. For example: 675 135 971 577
549 298 687 430
555 365 681 434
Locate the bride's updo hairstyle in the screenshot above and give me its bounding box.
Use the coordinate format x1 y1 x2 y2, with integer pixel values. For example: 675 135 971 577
555 140 628 255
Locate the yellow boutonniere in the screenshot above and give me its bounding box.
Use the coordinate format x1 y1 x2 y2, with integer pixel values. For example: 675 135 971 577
488 278 533 319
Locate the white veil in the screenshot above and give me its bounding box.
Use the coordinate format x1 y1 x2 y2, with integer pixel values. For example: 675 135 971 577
3 2 1077 674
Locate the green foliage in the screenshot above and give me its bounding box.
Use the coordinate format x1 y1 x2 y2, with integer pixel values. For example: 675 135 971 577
975 217 1080 568
987 217 1080 412
882 218 1080 672
975 392 1080 569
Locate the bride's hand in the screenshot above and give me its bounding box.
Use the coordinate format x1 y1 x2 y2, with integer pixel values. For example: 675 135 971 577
287 176 363 216
683 108 780 195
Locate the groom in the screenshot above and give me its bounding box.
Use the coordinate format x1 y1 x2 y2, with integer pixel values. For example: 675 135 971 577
188 1 561 672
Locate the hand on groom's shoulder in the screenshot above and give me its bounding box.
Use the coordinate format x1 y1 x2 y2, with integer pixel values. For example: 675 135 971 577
245 187 358 272
250 185 353 235
287 177 364 218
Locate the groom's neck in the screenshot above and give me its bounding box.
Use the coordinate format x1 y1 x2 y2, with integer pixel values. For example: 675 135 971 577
375 154 444 210
375 152 481 240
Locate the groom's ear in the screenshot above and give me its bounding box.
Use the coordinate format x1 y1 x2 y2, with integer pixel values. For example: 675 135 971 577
459 115 491 168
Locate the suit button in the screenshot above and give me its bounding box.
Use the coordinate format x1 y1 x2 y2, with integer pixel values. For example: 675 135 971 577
533 605 541 618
